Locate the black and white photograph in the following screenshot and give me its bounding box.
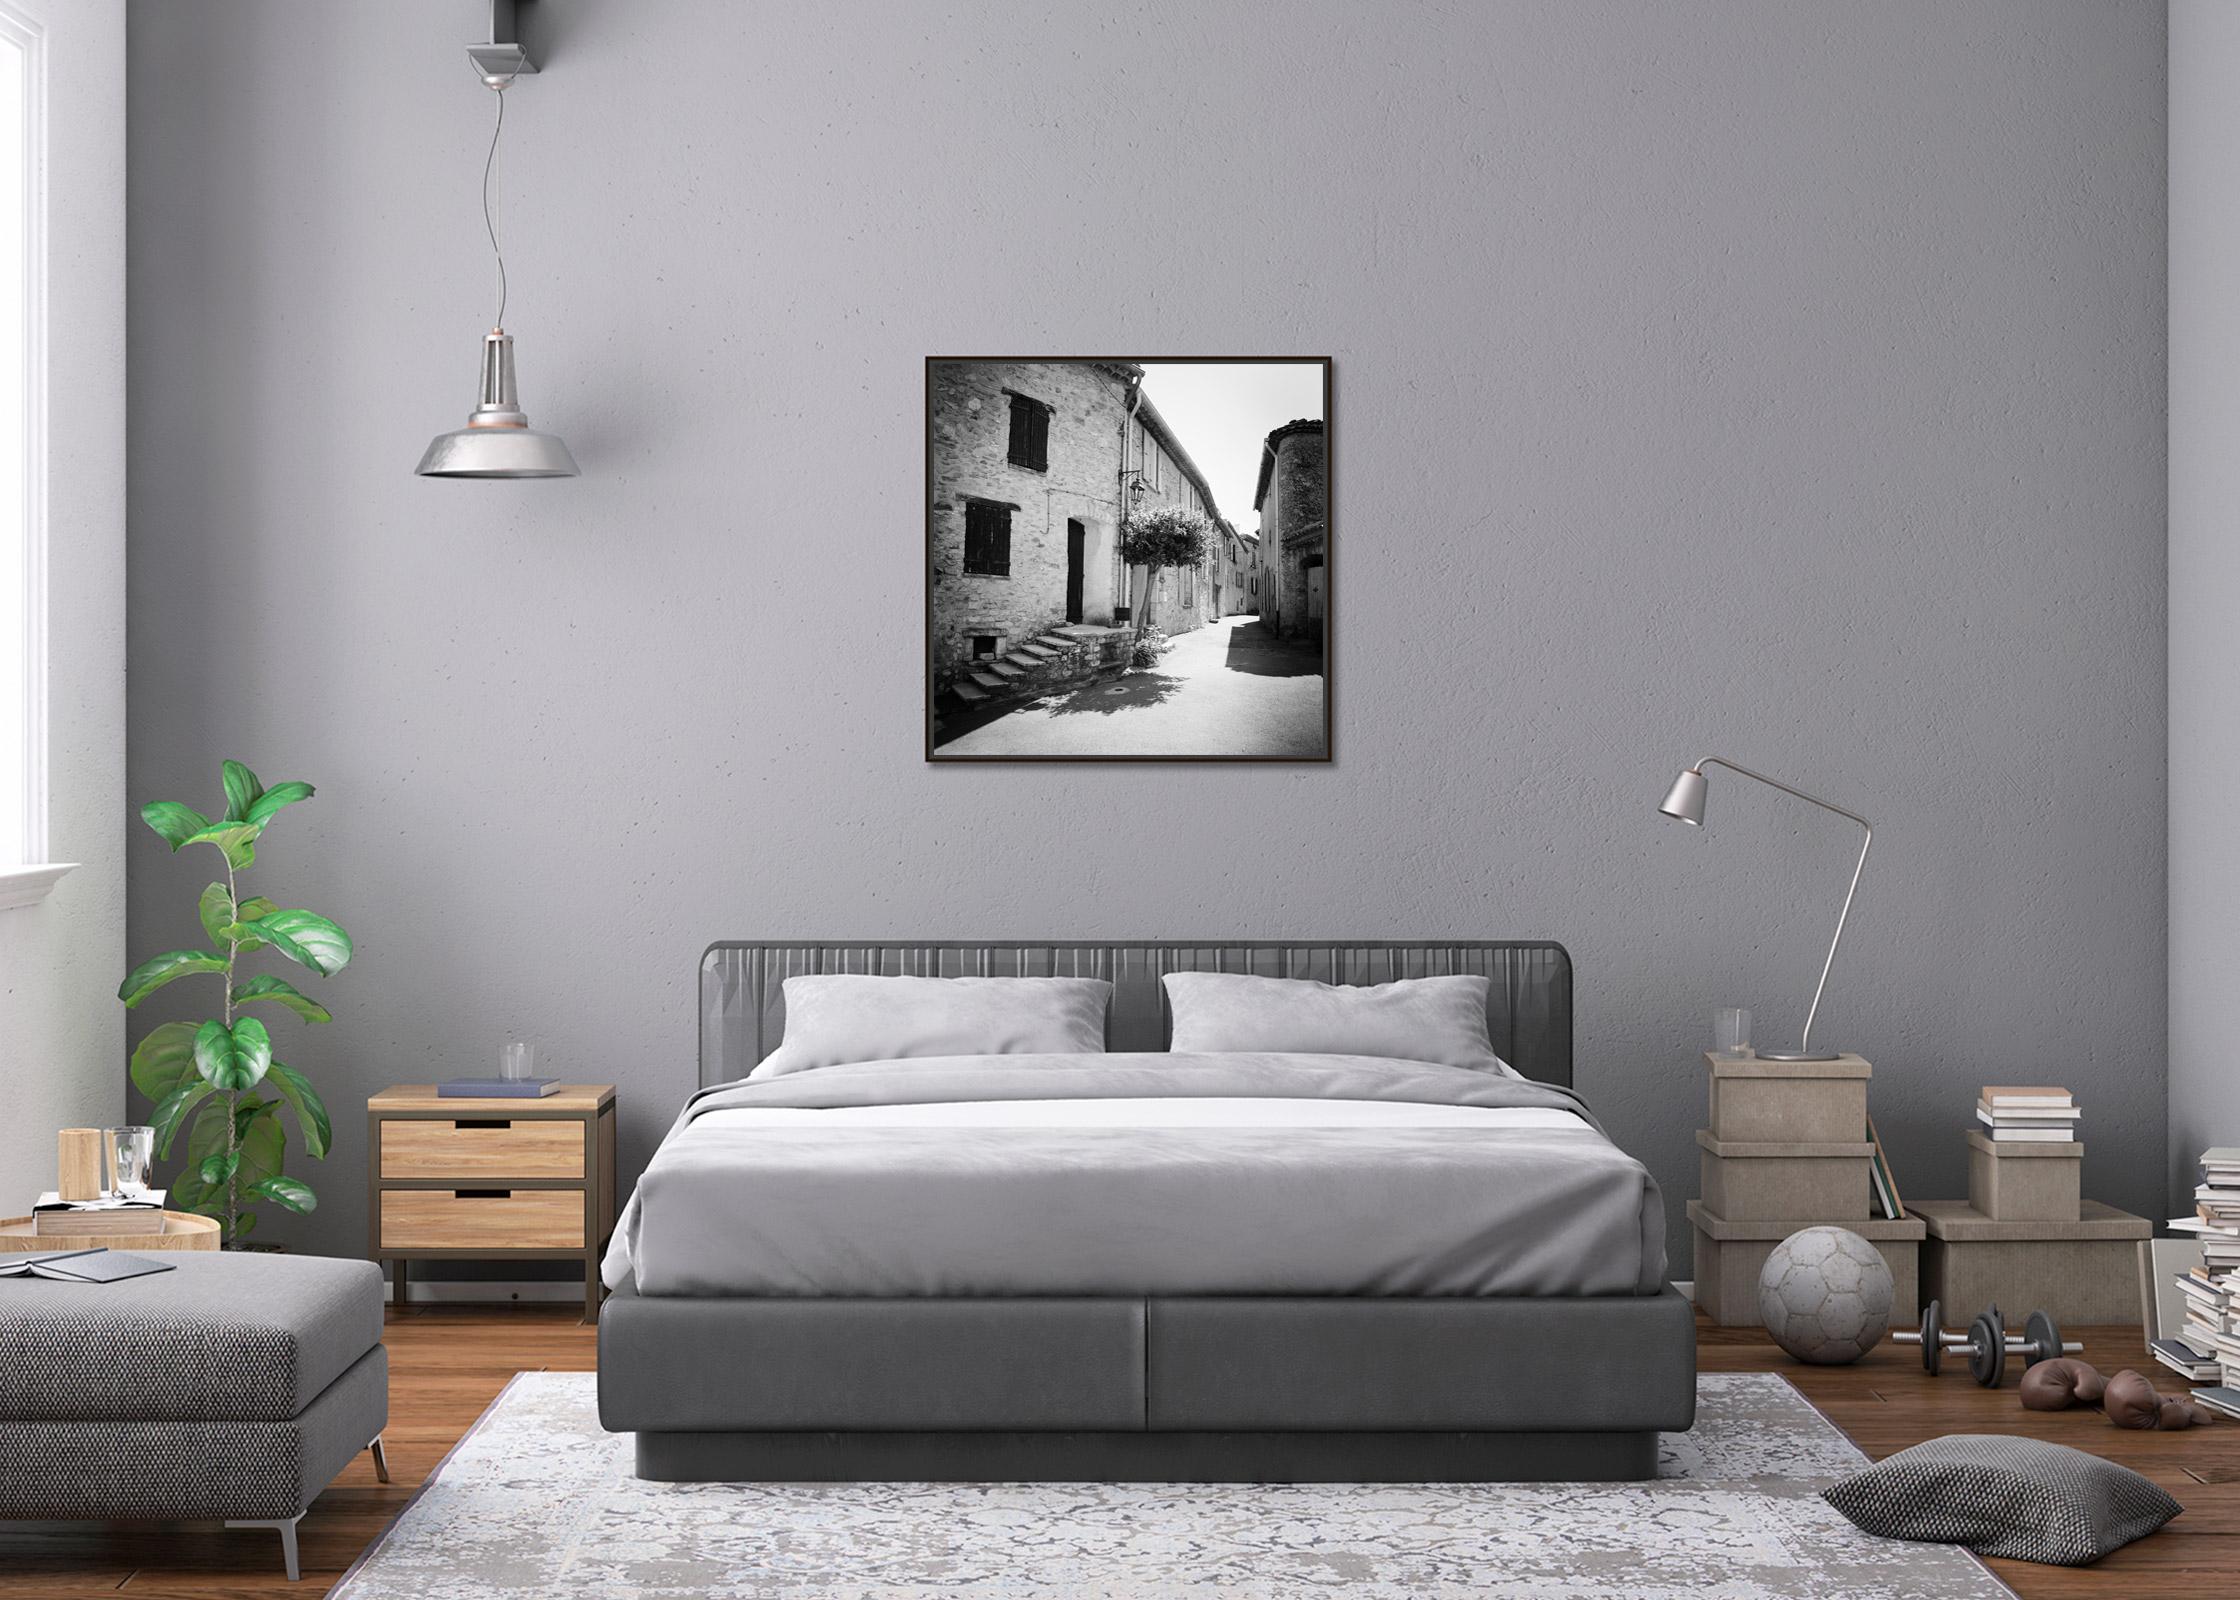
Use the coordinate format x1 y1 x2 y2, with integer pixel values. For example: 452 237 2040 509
926 358 1330 761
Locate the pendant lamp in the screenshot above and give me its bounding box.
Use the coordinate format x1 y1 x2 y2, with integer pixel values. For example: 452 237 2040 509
417 2 576 479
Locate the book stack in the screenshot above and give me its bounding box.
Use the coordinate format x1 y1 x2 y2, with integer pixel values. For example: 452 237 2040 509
1975 1086 2081 1142
2171 1148 2240 1420
31 1191 166 1236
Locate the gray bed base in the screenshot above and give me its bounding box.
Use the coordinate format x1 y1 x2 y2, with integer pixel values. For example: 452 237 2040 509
601 940 1693 1483
598 1282 1698 1482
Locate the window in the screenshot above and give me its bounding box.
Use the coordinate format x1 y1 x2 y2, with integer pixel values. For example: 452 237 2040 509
0 11 35 881
963 500 1011 576
1005 392 1048 471
971 635 997 660
1182 568 1194 608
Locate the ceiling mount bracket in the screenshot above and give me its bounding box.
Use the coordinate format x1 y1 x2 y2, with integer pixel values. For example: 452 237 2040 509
468 0 538 86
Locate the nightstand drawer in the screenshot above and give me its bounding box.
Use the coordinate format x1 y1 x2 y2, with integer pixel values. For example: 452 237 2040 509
378 1189 584 1250
379 1117 585 1180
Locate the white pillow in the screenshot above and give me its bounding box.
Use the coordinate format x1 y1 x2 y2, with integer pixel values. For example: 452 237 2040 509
747 974 1112 1080
1161 972 1516 1075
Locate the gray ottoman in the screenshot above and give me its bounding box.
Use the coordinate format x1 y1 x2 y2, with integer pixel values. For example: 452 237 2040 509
0 1252 387 1579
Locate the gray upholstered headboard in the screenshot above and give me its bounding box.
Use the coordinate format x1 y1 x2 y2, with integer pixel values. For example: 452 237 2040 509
697 941 1573 1089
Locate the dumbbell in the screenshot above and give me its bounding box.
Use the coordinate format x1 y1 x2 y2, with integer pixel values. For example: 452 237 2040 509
1893 1300 2084 1386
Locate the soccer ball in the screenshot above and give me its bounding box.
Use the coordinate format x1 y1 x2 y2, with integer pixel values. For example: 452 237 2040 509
1756 1226 1894 1365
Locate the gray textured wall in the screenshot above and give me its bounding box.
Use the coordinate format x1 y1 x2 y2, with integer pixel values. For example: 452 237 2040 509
125 0 2166 1278
2170 1 2240 1207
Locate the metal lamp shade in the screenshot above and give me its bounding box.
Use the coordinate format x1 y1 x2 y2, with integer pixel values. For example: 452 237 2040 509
416 330 577 479
1659 767 1708 826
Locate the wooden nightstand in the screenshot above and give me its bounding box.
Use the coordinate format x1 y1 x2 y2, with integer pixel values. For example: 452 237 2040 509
368 1083 616 1322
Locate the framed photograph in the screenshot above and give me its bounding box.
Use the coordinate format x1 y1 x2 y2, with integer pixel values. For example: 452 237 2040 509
926 357 1331 762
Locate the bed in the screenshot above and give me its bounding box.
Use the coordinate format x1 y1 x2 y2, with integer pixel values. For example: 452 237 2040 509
596 941 1696 1482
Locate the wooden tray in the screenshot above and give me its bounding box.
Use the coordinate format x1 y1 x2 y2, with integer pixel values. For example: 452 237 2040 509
0 1210 221 1252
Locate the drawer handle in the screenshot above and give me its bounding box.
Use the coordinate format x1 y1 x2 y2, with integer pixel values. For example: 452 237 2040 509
454 1119 511 1131
455 1189 513 1200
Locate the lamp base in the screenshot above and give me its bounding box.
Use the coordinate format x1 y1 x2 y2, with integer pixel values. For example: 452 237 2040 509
1755 1047 1843 1062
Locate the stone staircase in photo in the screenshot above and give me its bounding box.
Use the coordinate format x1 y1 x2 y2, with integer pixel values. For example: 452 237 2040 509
937 623 1132 733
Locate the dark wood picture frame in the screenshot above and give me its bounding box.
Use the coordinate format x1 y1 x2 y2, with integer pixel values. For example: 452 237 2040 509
925 356 1333 764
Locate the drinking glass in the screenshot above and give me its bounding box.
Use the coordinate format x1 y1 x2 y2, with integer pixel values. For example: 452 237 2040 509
499 1040 537 1082
1712 1008 1754 1057
107 1125 155 1198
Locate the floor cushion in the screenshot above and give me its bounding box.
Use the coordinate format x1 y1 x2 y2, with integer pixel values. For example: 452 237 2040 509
1821 1433 2182 1565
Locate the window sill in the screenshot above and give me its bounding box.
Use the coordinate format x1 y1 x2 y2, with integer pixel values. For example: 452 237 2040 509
0 863 78 911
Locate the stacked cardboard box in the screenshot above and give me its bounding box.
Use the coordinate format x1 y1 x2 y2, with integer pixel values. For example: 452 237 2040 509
1688 1052 1922 1326
1968 1087 2082 1223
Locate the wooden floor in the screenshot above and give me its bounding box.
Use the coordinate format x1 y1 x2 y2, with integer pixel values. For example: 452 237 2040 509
1 1309 2232 1596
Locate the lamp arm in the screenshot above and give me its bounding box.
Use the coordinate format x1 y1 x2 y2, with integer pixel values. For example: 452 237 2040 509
1697 757 1873 1054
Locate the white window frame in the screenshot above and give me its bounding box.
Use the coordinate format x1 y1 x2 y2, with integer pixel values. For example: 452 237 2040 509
0 3 65 911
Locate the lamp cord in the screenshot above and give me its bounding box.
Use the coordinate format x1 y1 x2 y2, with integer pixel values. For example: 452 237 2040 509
481 83 509 331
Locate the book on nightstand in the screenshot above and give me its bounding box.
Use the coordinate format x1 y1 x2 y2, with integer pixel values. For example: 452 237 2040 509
436 1078 561 1098
30 1191 167 1236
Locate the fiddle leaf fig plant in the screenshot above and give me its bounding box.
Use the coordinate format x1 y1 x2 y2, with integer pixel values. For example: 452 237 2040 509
122 760 349 1246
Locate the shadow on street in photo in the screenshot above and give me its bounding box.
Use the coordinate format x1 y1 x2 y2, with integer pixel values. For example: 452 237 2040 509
1223 618 1324 678
935 616 1325 758
1047 672 1184 718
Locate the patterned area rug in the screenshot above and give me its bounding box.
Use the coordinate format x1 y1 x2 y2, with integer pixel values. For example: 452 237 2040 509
332 1373 2012 1599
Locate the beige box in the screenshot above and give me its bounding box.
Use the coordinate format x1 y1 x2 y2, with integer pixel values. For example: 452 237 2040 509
1913 1199 2149 1326
1687 1199 1923 1327
1965 1130 2082 1223
1697 1130 1874 1220
1705 1053 1872 1144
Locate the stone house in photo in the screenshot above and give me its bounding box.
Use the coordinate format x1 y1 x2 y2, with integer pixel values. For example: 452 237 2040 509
1122 391 1223 639
929 361 1224 704
1254 419 1327 640
1215 521 1260 616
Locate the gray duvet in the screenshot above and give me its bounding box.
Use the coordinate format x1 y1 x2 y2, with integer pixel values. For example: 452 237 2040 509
606 1053 1668 1298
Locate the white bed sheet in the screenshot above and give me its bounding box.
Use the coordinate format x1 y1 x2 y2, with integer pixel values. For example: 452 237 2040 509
691 1098 1591 1132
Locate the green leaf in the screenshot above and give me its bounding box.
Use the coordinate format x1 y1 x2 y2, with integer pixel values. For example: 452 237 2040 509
118 949 227 1008
265 1061 332 1158
222 894 278 953
249 1175 316 1214
140 801 211 850
221 761 264 824
171 1168 213 1215
184 1099 282 1192
150 1078 217 1157
193 1016 272 1090
244 781 313 829
243 910 353 977
130 1020 202 1102
231 974 331 1025
198 882 236 947
181 820 262 871
198 1149 240 1187
233 1094 276 1138
231 1209 257 1237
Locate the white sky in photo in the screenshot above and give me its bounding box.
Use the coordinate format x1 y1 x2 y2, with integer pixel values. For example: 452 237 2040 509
1137 362 1325 534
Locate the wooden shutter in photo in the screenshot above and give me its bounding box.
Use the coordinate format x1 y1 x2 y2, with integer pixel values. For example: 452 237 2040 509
963 501 1011 576
1007 394 1049 471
